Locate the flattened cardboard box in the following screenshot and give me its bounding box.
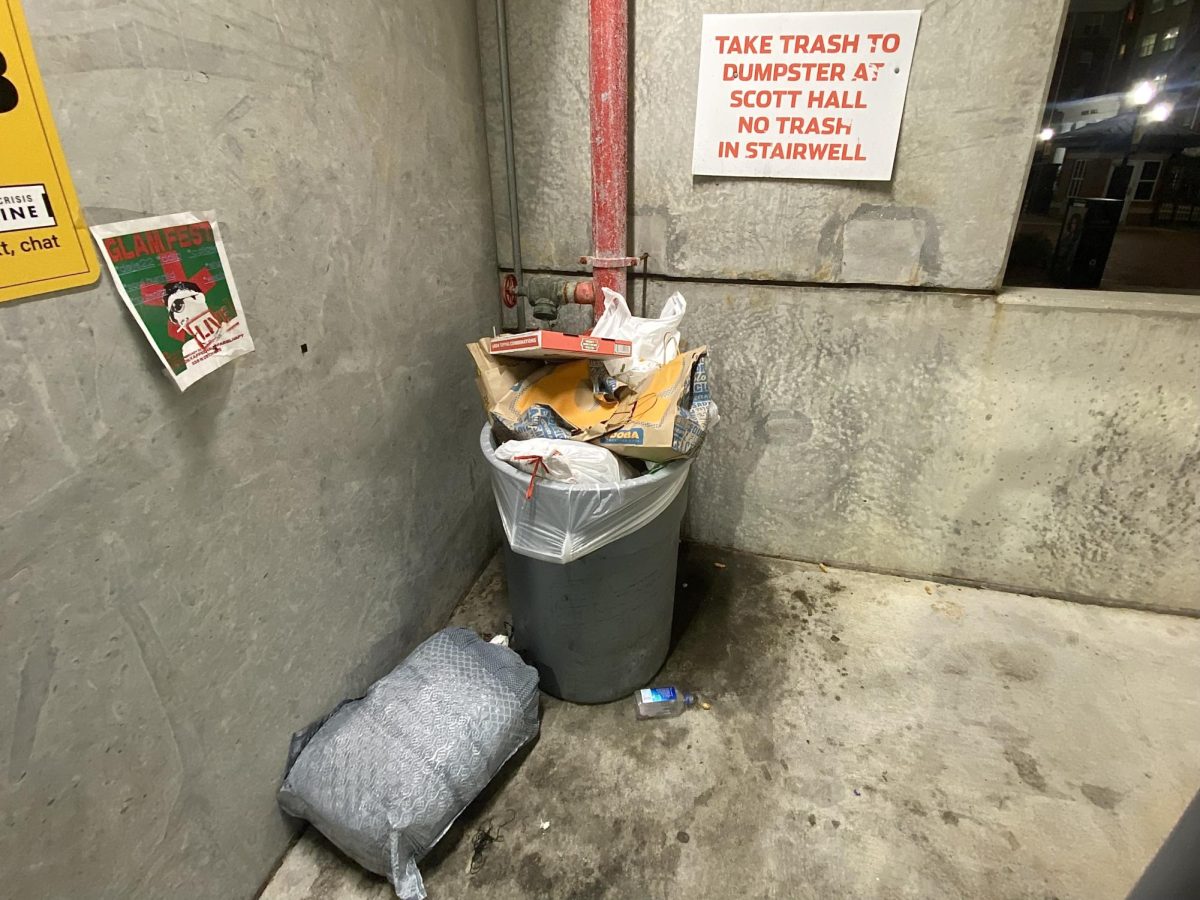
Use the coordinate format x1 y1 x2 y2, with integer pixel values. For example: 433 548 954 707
484 346 712 463
597 347 711 463
489 329 633 360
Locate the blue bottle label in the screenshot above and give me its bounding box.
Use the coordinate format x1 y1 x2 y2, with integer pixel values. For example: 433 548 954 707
640 687 677 703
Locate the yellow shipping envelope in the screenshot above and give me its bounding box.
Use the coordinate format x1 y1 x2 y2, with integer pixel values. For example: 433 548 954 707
491 359 626 440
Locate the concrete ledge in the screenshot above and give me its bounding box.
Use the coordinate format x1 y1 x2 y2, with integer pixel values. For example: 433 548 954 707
997 286 1200 318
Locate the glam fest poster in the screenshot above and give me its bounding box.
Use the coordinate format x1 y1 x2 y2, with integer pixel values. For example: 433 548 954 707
92 212 254 390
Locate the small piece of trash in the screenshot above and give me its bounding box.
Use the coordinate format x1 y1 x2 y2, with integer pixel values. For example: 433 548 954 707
538 820 550 831
714 562 727 569
818 563 829 573
853 788 862 797
467 813 513 875
924 585 933 595
701 701 712 710
682 582 689 588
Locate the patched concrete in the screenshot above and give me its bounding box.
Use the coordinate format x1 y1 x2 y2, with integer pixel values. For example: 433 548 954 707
1 2 497 898
263 547 1200 899
664 281 1200 613
478 0 1066 292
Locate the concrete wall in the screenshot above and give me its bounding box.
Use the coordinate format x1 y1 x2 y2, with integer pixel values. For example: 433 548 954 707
1 2 497 898
477 0 1200 612
668 284 1200 612
480 0 1066 290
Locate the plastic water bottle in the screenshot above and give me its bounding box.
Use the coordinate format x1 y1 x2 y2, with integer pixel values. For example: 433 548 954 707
633 686 696 719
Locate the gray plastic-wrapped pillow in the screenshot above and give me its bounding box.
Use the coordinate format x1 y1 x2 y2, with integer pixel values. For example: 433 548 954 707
278 627 540 899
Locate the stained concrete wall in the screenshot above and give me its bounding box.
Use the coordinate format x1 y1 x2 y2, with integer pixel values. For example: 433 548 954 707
1 2 497 898
479 0 1066 290
665 284 1200 612
476 0 1200 612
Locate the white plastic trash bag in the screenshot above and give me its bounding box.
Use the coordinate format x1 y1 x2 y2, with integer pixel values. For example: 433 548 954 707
495 438 634 485
278 628 539 900
481 426 690 564
591 288 685 384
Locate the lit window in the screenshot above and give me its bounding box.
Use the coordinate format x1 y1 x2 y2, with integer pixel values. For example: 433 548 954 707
1069 159 1087 197
1162 27 1180 51
1140 33 1158 57
1150 0 1165 11
1135 161 1162 200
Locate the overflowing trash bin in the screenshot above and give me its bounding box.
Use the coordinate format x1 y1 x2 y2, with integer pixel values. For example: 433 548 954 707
468 290 716 703
481 426 690 701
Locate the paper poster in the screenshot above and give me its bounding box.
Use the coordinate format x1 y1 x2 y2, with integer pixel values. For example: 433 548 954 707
692 10 921 180
91 212 254 391
0 0 101 303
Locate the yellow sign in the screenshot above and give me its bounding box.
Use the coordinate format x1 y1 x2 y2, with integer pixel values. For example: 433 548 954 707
0 0 99 304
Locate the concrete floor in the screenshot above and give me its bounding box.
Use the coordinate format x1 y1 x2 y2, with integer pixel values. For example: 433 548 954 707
262 545 1200 900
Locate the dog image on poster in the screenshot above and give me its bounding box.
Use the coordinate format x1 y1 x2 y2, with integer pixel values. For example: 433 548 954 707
91 211 255 391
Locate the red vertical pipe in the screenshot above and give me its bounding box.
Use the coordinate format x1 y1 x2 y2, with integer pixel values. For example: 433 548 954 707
589 0 629 314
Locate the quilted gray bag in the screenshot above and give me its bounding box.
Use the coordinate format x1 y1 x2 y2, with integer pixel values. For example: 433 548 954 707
278 627 540 899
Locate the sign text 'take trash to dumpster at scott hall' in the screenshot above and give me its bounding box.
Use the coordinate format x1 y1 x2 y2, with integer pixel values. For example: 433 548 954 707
692 10 922 181
0 0 99 304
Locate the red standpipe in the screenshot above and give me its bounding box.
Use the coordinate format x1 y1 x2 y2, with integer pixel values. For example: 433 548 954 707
588 0 630 318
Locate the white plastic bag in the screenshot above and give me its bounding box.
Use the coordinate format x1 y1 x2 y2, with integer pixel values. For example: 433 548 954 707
481 426 690 564
591 288 686 384
494 438 633 485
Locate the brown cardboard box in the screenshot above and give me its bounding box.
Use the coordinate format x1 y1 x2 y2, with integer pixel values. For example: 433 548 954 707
474 341 714 463
466 338 537 414
595 347 712 463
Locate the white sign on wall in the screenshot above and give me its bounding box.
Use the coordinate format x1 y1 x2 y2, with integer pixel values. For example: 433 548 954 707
692 10 921 181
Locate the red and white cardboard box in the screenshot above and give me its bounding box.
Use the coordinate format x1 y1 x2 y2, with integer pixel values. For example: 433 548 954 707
488 330 633 360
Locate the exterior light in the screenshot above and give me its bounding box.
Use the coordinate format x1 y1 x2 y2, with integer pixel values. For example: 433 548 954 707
1148 102 1173 122
1128 80 1157 106
1039 127 1055 141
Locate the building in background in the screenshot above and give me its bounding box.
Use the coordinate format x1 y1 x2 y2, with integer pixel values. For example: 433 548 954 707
1046 0 1138 112
1049 0 1200 224
1010 0 1200 289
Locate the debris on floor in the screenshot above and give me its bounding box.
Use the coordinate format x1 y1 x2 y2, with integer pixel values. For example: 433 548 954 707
263 546 1200 900
634 685 696 719
467 812 515 875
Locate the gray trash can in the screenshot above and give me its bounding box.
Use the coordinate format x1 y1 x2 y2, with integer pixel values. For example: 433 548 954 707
481 427 689 703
